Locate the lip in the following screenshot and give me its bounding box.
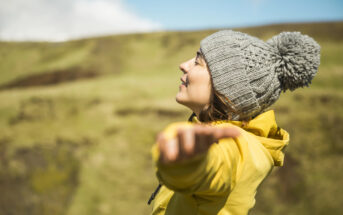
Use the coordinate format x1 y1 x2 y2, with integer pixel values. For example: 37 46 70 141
180 77 187 85
179 83 187 89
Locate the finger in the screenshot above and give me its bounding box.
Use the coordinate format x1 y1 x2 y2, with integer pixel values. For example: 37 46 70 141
177 128 195 158
223 127 240 137
207 130 217 145
157 133 167 163
194 125 216 146
165 137 179 163
200 126 216 147
194 126 210 154
156 132 165 147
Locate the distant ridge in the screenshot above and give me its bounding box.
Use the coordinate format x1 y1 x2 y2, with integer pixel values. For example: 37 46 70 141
0 21 341 90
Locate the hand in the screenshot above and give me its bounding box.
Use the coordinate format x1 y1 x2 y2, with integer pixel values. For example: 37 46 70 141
156 124 240 164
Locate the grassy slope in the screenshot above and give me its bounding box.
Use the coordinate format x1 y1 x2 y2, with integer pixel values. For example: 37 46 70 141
0 21 342 215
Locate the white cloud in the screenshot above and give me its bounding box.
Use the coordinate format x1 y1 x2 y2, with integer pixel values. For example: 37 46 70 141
0 0 162 41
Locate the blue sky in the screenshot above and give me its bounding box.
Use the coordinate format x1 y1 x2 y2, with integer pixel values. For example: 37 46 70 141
0 0 342 41
125 0 343 30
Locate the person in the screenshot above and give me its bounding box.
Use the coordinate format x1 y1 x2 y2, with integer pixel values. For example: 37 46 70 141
148 30 320 215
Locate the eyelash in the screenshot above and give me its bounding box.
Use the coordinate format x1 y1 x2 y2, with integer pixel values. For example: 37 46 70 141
194 59 199 65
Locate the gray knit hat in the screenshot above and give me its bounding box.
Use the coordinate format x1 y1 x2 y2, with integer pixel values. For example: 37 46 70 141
199 30 320 120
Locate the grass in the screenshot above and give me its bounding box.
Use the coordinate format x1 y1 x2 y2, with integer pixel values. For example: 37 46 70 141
0 21 342 215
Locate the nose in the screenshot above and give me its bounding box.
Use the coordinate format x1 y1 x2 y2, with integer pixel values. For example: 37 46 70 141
179 59 192 74
179 62 187 74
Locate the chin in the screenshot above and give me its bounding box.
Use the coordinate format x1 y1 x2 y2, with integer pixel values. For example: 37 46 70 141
175 93 187 105
175 95 183 104
176 96 193 111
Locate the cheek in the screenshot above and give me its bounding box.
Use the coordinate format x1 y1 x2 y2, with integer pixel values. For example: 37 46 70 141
187 74 212 103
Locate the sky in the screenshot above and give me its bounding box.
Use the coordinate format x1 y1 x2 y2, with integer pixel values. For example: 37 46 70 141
0 0 342 41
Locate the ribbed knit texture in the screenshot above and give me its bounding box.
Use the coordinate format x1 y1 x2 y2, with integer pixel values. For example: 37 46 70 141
200 30 320 120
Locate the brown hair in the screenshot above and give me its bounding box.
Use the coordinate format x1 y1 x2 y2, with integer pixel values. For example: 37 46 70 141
198 79 238 123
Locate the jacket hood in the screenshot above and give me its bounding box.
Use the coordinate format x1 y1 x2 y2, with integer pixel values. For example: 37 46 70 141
190 110 289 166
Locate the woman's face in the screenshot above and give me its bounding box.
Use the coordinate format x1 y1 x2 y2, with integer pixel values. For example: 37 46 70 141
175 50 213 116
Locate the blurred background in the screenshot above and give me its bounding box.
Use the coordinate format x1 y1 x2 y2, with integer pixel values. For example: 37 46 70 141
0 0 343 214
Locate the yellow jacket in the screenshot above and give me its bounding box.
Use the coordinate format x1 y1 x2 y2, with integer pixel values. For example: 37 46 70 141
150 110 289 215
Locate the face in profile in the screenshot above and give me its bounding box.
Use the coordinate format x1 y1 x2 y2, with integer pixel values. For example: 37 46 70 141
176 50 213 115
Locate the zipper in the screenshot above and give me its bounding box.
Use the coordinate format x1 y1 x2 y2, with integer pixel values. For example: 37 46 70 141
147 183 162 205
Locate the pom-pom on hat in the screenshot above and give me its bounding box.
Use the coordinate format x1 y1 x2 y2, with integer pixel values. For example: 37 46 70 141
199 30 320 120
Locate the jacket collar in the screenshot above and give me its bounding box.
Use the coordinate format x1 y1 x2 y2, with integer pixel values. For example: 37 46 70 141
190 110 279 137
190 110 289 166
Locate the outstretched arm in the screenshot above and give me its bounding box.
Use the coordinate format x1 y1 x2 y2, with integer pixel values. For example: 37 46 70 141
157 124 240 164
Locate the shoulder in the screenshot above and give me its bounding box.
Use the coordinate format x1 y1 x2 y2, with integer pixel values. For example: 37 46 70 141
212 122 273 164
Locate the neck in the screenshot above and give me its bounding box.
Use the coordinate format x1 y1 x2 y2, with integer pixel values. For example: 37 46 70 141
193 104 210 120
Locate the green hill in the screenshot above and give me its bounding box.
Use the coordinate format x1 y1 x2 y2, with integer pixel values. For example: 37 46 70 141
0 21 342 215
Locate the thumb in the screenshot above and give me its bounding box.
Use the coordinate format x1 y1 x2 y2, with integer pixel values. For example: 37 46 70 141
213 127 240 142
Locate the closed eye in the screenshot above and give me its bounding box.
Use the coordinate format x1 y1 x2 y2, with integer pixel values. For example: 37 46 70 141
195 51 202 66
194 57 200 66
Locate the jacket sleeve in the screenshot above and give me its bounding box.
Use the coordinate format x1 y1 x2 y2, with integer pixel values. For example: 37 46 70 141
151 122 242 197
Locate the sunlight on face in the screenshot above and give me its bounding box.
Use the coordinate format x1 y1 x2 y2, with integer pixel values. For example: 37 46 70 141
175 50 212 116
